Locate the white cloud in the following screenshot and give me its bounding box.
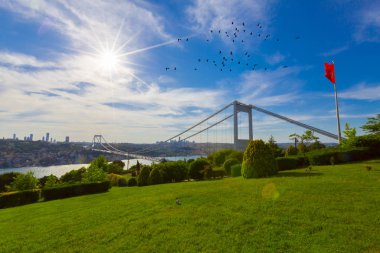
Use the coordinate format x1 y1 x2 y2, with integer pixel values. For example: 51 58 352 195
340 83 380 101
237 66 305 106
320 45 349 57
186 0 276 37
354 3 380 42
264 52 285 65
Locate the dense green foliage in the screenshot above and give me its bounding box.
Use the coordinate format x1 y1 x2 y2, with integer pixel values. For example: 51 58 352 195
148 168 162 185
107 173 124 186
276 157 299 171
82 165 107 183
108 160 125 174
0 172 20 192
353 134 380 156
89 155 109 172
155 161 188 183
60 167 86 183
223 158 239 175
1 161 379 252
285 145 298 156
226 150 244 163
209 149 234 166
230 164 242 177
9 171 38 191
242 140 278 178
211 168 225 179
117 178 128 187
189 158 210 180
307 147 372 165
341 123 357 148
42 181 110 201
137 166 150 186
0 190 40 209
127 177 137 187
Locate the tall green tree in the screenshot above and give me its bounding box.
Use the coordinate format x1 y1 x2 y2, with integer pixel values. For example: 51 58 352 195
301 130 319 145
361 114 380 135
341 122 357 147
289 133 300 148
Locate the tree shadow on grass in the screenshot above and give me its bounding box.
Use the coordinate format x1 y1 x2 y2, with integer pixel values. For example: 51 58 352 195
275 172 323 178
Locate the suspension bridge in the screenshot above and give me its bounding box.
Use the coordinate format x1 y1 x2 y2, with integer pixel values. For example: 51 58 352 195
92 100 339 161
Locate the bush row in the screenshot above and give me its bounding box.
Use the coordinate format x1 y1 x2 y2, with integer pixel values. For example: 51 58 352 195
42 181 111 201
276 156 308 171
307 147 373 165
0 190 40 209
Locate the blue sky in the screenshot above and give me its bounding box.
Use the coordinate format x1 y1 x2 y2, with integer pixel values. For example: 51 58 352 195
0 0 379 143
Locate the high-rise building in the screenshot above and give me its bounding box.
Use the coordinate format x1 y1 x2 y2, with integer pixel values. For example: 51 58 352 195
50 137 52 142
46 133 49 142
29 134 33 141
65 136 70 143
42 136 45 141
13 133 16 140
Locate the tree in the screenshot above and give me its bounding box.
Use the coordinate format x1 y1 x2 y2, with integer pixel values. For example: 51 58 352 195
10 171 38 191
82 166 106 183
44 175 59 188
108 160 125 174
267 135 280 155
89 155 109 172
148 168 162 185
361 114 380 135
289 133 300 148
189 158 210 180
341 122 357 147
301 130 319 145
137 165 150 186
242 140 278 178
285 145 298 156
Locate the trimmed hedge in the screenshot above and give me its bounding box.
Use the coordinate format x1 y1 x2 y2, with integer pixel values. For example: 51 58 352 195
276 157 299 171
42 181 111 201
127 177 137 187
307 147 371 165
212 169 225 179
0 190 40 209
223 158 240 176
231 164 242 177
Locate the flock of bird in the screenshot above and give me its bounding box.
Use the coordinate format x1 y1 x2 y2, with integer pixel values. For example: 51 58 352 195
164 21 301 73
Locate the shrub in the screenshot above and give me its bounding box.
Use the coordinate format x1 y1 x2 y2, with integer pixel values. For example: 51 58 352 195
0 172 21 192
226 150 244 162
242 140 278 178
157 161 188 183
10 171 38 191
44 175 59 188
60 167 86 183
148 168 162 185
223 158 240 176
307 147 371 165
117 178 128 187
89 155 109 172
189 158 210 180
127 177 137 187
137 166 150 186
82 165 107 183
39 174 59 188
231 164 242 177
276 157 299 171
353 135 380 157
107 173 124 186
212 169 225 179
285 145 298 156
42 181 111 201
108 160 125 174
212 149 234 166
0 190 40 209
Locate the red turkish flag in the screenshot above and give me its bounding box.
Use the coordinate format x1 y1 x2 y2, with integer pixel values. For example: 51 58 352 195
324 62 336 84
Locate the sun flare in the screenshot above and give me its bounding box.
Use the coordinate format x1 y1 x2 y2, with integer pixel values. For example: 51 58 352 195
97 49 121 74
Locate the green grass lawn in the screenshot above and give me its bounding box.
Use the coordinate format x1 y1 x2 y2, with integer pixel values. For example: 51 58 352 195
1 160 380 253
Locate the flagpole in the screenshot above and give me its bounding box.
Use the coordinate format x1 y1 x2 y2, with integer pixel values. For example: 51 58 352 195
332 61 342 144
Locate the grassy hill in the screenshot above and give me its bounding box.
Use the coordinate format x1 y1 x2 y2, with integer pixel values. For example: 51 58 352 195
1 160 380 253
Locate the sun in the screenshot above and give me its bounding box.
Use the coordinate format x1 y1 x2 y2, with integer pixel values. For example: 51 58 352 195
97 48 121 74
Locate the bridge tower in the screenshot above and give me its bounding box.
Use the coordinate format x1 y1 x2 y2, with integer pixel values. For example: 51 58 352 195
92 134 102 147
233 101 253 150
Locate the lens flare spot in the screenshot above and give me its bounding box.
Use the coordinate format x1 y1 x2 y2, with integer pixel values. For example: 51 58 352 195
261 182 280 200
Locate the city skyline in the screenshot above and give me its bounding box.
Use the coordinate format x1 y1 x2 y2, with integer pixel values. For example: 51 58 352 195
0 1 379 143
